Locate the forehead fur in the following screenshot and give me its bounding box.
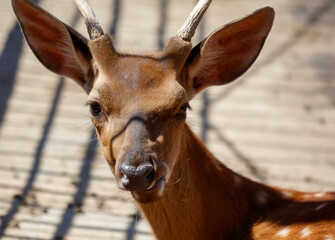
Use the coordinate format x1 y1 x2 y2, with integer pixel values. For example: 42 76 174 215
92 65 186 111
110 55 174 91
89 56 187 118
88 34 192 90
87 34 192 115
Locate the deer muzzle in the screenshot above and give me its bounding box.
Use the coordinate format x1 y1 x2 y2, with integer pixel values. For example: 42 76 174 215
114 117 167 197
118 155 155 191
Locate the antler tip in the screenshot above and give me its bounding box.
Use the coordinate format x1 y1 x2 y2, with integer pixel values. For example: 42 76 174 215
176 0 212 42
73 0 104 39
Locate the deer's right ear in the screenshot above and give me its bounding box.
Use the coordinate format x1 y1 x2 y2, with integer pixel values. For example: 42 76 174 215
185 6 275 95
12 0 93 93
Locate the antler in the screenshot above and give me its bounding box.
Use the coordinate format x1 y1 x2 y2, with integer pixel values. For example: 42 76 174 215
74 0 104 39
176 0 212 42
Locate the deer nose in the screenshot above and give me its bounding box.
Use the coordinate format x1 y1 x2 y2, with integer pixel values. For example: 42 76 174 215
119 162 155 191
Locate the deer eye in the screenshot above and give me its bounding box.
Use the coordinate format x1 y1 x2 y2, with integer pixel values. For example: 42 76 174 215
175 103 191 119
89 102 102 116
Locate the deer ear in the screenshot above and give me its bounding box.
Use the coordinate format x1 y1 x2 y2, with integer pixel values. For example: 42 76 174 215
186 6 275 94
11 0 93 93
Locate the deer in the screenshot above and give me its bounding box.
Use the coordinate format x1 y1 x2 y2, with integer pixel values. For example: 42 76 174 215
11 0 335 239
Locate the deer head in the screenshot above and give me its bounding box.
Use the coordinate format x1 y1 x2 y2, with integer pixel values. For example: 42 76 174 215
12 0 274 203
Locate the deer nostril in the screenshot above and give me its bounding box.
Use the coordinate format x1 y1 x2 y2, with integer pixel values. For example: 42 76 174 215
149 155 155 169
120 170 130 188
145 165 155 183
139 164 154 180
120 165 135 178
146 156 156 182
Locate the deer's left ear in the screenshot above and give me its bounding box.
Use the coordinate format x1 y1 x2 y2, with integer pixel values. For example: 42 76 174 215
186 6 275 94
12 0 93 93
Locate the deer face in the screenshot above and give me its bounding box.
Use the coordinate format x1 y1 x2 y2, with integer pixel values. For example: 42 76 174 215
12 0 274 202
86 36 192 202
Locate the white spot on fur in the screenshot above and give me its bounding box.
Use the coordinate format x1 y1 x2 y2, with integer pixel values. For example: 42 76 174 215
300 227 311 238
315 192 326 198
315 203 327 211
276 227 290 238
282 191 293 199
324 235 334 240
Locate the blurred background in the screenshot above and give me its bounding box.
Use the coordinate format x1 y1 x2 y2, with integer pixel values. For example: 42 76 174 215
0 0 334 239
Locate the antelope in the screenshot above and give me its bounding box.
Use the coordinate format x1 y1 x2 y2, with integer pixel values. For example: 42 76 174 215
11 0 335 239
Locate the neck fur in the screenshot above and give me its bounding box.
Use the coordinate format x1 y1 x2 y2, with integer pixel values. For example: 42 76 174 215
137 124 286 240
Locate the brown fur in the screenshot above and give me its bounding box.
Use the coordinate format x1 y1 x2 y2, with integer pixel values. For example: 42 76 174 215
140 125 335 239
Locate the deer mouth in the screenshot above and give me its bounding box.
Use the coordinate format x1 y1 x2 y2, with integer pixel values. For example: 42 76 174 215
146 177 165 192
131 177 166 203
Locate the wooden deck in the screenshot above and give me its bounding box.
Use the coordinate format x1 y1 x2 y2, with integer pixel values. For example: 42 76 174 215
0 0 334 239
